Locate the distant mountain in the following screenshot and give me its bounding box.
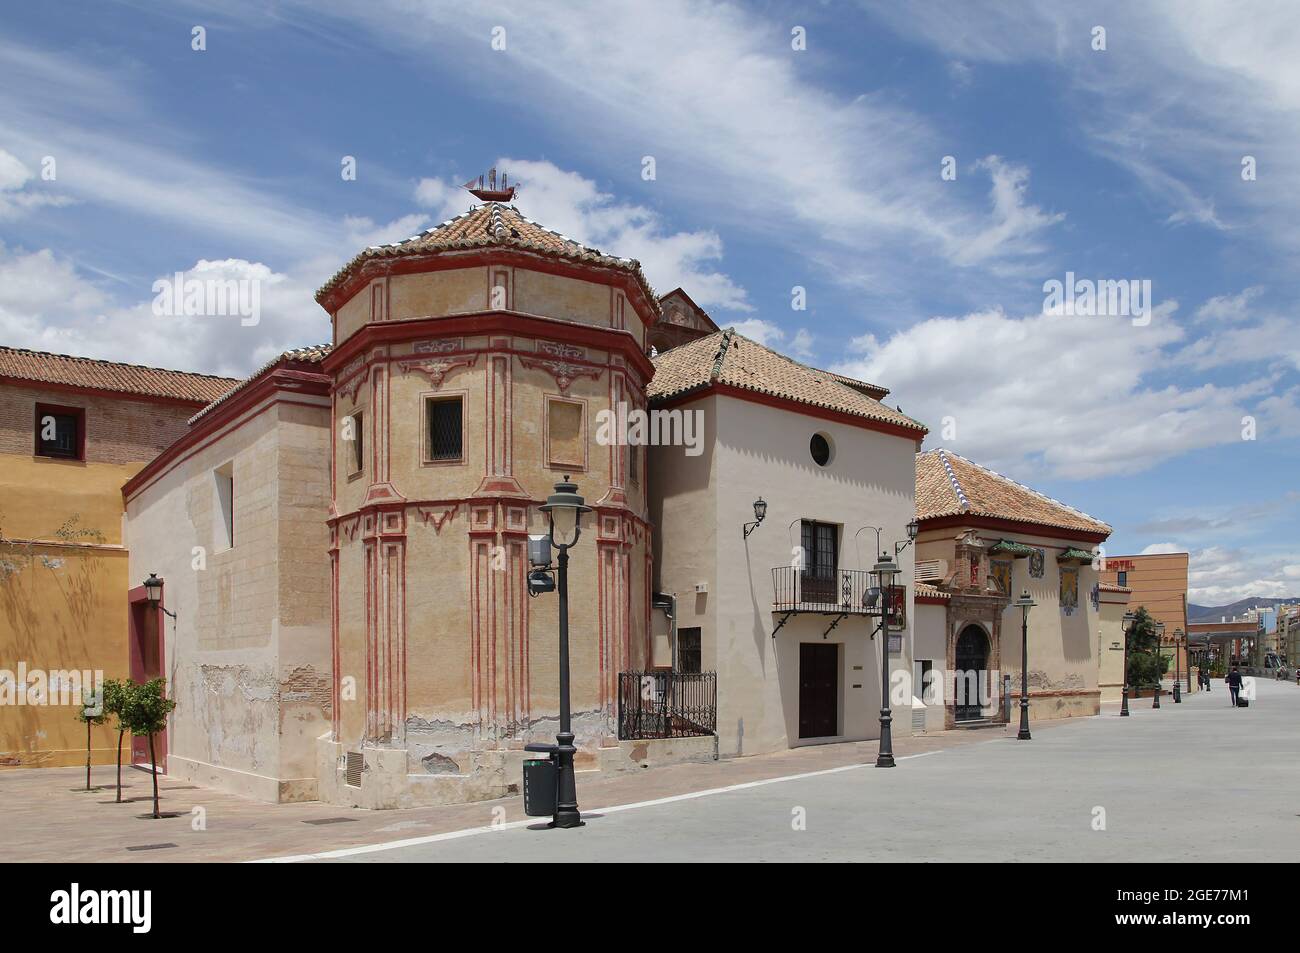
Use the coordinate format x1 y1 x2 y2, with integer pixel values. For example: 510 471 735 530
1188 596 1300 623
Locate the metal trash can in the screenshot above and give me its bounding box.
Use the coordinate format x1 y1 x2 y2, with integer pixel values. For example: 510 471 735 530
523 758 556 817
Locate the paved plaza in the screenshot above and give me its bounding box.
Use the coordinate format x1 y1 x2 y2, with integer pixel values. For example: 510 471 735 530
5 679 1294 863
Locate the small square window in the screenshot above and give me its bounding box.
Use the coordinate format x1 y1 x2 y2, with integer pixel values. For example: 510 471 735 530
426 396 464 462
347 412 364 476
35 405 84 460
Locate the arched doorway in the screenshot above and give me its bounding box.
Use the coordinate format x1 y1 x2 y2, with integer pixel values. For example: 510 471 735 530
954 625 990 722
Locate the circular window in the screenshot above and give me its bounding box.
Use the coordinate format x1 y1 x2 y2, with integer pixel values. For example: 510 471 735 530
810 433 832 467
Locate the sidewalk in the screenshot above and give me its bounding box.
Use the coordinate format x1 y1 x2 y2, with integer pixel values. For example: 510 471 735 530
0 717 1069 862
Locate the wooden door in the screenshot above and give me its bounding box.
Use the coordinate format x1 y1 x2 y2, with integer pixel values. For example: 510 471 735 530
799 642 839 738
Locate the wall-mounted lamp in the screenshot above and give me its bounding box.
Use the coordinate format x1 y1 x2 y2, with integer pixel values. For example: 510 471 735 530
743 497 767 539
142 573 177 620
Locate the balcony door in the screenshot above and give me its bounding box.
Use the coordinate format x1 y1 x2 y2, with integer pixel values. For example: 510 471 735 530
800 520 838 604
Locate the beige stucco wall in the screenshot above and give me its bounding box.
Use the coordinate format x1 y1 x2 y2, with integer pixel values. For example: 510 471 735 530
915 527 1103 722
1098 591 1130 704
333 265 644 350
655 392 917 758
124 396 332 802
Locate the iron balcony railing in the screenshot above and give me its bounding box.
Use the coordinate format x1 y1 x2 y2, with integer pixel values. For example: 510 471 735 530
772 566 877 613
618 671 717 740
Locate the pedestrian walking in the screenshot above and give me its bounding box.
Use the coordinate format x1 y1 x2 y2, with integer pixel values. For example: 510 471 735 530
1227 666 1242 707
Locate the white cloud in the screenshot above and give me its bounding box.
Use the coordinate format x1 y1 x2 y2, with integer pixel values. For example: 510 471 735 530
730 319 815 361
1194 287 1264 324
1140 542 1181 555
292 0 1063 281
834 304 1296 478
1187 545 1300 605
0 148 73 220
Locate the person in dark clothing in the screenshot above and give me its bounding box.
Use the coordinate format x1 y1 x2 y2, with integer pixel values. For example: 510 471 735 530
1227 666 1243 707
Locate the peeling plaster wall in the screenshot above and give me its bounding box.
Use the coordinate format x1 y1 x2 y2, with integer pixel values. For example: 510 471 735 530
125 397 331 802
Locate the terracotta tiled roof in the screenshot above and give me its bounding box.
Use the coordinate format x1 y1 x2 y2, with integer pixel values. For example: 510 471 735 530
915 582 950 600
1099 583 1132 594
188 345 332 424
0 345 240 404
648 329 926 435
916 449 1111 536
316 202 658 308
812 367 889 401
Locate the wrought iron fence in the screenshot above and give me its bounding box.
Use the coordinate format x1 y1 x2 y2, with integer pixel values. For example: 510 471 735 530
618 671 717 740
771 566 879 613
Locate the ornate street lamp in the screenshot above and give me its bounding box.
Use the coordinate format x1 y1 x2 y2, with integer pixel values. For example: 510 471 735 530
872 552 900 767
1173 627 1184 702
142 573 177 620
1015 589 1035 740
537 476 592 829
1120 610 1136 717
743 497 767 539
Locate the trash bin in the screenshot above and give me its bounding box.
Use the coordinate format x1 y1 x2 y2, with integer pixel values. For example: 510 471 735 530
523 758 556 817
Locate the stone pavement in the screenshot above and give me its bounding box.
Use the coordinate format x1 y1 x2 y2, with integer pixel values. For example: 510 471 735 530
317 677 1296 863
3 714 1041 862
6 678 1294 862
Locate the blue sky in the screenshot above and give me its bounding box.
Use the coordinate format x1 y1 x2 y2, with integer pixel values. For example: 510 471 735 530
1 1 1298 603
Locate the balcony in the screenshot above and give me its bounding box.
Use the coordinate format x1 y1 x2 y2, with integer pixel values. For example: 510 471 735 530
770 566 903 637
617 671 717 740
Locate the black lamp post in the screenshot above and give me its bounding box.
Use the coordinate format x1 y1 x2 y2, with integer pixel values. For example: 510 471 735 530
742 497 767 539
1015 589 1035 740
1120 610 1135 717
1173 627 1183 703
872 552 899 767
538 476 592 829
142 573 177 620
1152 622 1165 709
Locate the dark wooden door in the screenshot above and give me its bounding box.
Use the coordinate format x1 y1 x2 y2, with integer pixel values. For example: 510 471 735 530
799 643 839 738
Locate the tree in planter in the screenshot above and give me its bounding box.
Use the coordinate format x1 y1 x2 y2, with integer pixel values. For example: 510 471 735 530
74 687 108 791
102 678 133 803
120 678 175 818
1125 606 1170 693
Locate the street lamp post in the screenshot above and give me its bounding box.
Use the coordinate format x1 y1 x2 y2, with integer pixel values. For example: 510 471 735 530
872 552 900 768
1120 610 1135 717
1159 621 1170 702
1015 589 1035 740
538 476 592 829
1173 627 1183 703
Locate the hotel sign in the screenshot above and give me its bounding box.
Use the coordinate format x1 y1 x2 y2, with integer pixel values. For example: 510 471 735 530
1105 559 1135 571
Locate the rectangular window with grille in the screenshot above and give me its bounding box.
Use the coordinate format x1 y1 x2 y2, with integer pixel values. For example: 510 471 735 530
799 520 839 603
34 404 84 460
677 627 702 674
426 396 464 462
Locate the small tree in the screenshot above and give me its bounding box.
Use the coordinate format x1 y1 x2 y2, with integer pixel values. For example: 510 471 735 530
102 678 133 803
120 678 175 818
1126 606 1170 691
74 688 108 791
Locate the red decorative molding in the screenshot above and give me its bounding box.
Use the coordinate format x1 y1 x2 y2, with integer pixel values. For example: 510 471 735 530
518 355 602 394
397 353 477 388
416 504 459 534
